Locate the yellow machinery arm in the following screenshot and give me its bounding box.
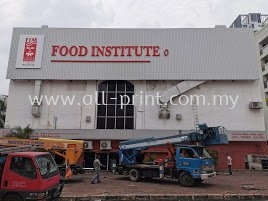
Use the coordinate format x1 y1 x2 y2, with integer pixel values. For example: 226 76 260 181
0 138 85 166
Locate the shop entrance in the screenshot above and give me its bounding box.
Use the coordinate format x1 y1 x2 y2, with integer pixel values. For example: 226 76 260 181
84 151 119 170
98 153 119 170
84 150 95 168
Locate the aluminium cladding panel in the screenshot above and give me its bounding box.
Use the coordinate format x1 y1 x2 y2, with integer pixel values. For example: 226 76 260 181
7 27 259 80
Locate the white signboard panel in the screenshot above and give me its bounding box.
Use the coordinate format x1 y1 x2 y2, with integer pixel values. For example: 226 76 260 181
15 35 44 69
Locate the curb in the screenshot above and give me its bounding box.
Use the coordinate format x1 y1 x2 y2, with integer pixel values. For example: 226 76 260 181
58 194 268 201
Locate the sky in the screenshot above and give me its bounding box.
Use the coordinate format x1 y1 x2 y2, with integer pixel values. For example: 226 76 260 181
1 0 268 95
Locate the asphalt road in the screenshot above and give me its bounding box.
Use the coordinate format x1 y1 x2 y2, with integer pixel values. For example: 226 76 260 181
60 170 268 198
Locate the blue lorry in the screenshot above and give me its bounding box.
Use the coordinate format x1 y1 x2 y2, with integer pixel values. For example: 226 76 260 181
117 124 228 187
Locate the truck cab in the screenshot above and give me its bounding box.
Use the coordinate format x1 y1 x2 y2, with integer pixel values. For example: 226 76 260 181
0 151 64 201
175 146 216 186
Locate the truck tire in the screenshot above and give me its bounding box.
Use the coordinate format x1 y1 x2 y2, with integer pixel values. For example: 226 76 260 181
4 193 23 201
179 171 195 187
195 179 203 184
129 169 139 182
118 166 123 175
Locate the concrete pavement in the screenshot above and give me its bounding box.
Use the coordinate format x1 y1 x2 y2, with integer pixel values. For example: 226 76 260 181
58 170 268 200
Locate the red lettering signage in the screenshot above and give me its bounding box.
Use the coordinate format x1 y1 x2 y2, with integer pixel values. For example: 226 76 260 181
231 133 265 141
50 45 168 63
23 37 37 62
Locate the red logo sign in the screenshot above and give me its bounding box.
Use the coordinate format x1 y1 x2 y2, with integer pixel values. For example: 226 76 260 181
23 37 37 62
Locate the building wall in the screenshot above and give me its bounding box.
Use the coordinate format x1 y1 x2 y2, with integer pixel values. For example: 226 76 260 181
5 79 264 132
210 141 268 170
255 24 268 134
142 80 264 131
6 80 97 129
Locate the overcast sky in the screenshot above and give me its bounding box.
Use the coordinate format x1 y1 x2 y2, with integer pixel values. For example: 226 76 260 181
1 0 268 95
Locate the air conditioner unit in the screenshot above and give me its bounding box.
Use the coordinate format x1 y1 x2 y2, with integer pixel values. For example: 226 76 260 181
249 102 263 109
31 101 41 117
84 141 93 149
100 141 112 150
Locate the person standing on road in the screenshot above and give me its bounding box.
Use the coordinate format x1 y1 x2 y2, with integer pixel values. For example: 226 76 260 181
91 154 105 184
226 153 232 175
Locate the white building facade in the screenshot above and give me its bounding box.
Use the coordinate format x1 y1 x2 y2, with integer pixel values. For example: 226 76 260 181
4 26 267 169
256 24 268 133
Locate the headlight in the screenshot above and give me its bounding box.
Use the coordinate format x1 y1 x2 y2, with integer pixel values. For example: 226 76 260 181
200 165 215 174
193 169 200 174
200 166 208 174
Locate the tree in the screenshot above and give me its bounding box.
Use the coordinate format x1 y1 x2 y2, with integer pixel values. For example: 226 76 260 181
0 99 6 128
9 125 33 139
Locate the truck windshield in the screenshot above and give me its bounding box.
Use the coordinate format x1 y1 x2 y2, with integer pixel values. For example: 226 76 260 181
192 147 212 159
35 154 59 179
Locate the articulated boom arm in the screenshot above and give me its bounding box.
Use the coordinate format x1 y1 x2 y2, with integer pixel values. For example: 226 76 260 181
0 138 85 166
119 135 189 150
119 124 228 165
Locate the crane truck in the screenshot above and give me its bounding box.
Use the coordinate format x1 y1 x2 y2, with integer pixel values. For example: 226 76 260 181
0 146 64 201
0 138 85 179
117 123 228 187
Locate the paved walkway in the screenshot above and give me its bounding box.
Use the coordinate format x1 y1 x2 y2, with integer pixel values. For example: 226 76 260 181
58 170 268 200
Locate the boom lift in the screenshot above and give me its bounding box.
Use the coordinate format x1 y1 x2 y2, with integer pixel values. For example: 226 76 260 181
0 138 85 179
118 124 228 187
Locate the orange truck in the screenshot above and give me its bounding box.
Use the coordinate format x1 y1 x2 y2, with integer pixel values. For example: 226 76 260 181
0 138 85 179
0 146 64 201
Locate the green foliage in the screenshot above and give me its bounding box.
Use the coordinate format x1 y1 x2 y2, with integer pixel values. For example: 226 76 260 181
0 99 6 128
206 149 219 166
8 125 33 139
144 154 157 164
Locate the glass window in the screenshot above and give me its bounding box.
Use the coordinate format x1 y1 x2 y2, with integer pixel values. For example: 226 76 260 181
117 81 125 92
126 105 134 116
107 105 115 116
98 82 107 91
108 81 116 91
98 92 106 104
10 157 37 179
107 93 116 104
35 154 58 179
125 118 134 129
97 81 134 129
107 118 115 129
116 118 124 129
97 105 106 116
116 105 124 116
97 117 105 128
126 82 134 91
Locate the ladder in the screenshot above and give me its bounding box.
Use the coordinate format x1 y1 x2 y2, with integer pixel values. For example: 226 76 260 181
192 97 199 132
0 146 34 155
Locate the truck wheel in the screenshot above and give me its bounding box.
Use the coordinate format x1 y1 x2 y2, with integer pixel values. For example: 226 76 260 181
129 169 139 182
195 179 203 184
179 171 195 187
4 193 23 201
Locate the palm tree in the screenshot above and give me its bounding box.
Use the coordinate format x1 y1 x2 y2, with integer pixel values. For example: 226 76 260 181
9 125 33 139
0 99 6 128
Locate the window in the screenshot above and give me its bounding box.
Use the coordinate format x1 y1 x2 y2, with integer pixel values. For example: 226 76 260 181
10 156 37 179
35 154 58 179
97 81 134 129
